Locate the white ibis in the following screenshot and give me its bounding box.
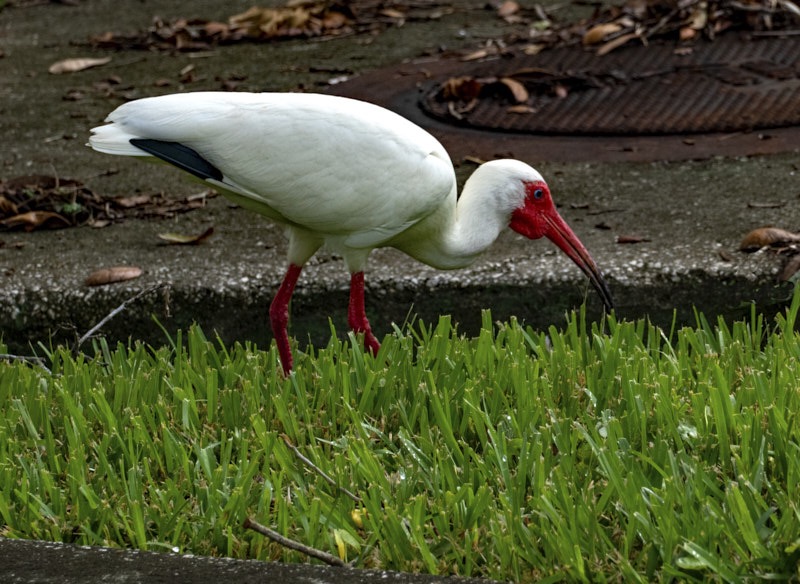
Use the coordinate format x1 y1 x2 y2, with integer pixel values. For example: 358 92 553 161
89 91 613 374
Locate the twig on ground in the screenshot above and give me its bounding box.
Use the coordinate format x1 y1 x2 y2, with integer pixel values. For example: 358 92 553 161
0 353 51 373
281 434 362 503
74 282 171 352
243 517 347 567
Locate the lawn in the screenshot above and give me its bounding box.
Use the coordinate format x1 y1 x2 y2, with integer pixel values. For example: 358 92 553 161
1 292 799 582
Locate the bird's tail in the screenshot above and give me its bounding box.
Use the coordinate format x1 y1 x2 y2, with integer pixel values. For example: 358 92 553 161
87 124 150 157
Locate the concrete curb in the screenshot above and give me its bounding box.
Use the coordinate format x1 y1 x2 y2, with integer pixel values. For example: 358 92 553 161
1 538 497 584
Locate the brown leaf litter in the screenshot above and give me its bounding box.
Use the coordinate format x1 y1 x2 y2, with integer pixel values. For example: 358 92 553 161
0 175 214 231
740 226 800 281
85 266 143 287
48 56 112 74
85 0 452 52
157 226 215 245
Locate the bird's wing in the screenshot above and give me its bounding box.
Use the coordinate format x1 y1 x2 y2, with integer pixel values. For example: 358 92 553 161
90 92 456 246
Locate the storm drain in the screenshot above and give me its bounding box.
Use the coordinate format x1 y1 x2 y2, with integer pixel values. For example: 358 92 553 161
421 35 800 135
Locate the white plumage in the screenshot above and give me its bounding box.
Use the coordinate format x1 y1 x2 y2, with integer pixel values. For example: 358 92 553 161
90 91 612 373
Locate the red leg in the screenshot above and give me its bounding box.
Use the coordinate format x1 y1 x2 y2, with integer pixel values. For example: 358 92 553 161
270 263 303 375
348 271 380 356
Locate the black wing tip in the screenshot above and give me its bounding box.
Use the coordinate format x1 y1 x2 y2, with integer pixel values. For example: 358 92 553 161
130 138 224 182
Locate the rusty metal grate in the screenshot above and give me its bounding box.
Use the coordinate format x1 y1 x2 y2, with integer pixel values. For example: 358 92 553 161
420 35 800 135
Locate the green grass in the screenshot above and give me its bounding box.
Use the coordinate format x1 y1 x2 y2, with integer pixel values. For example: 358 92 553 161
2 293 800 583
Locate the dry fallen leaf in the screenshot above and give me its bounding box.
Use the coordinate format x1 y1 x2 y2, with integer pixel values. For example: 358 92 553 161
0 196 18 215
204 21 230 36
463 155 487 165
115 194 153 208
157 226 215 245
48 56 111 74
718 249 735 262
379 8 406 19
507 104 537 114
583 22 623 45
88 218 112 229
85 266 143 287
688 2 709 30
740 226 800 251
228 3 352 39
497 0 520 19
439 76 483 102
499 77 529 103
0 211 70 231
596 32 640 56
460 48 490 62
780 254 800 282
616 234 650 244
522 43 545 56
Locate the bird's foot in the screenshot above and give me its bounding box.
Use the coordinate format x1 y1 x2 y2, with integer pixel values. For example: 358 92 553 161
363 330 381 357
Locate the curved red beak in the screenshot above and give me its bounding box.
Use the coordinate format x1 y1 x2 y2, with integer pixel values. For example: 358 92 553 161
544 211 614 311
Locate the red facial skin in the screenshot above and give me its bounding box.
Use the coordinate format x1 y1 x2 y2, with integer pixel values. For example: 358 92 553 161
509 181 553 240
510 181 614 311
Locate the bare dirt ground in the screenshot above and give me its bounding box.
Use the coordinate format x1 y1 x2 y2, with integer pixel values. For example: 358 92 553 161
1 0 798 355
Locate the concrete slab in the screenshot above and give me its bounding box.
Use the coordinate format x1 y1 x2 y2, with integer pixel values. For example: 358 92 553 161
3 152 795 356
2 0 798 360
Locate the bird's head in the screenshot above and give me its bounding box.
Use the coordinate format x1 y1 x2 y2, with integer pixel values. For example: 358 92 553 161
487 160 614 311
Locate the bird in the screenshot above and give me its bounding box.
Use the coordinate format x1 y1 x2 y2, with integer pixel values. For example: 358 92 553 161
89 91 613 374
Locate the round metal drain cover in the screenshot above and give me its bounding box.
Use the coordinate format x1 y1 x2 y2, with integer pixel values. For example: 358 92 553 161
421 35 800 135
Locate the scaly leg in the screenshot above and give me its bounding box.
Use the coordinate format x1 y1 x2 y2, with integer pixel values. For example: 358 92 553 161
348 271 380 356
269 263 303 375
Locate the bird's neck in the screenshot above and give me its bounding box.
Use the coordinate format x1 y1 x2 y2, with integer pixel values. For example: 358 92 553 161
397 182 508 270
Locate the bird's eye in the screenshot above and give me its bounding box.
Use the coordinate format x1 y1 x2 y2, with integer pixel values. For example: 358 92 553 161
533 188 544 199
